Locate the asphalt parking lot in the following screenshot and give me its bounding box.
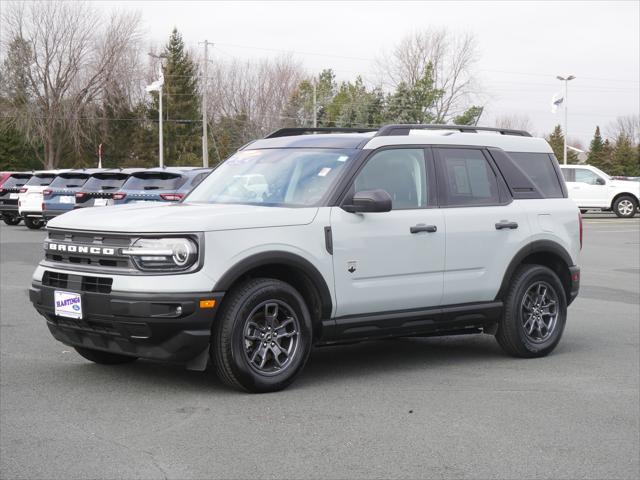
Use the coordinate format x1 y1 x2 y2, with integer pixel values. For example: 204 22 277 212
1 214 639 480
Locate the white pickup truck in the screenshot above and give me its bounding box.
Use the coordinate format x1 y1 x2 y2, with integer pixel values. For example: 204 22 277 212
560 165 640 218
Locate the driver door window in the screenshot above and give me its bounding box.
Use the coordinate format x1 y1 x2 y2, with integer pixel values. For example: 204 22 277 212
575 169 604 185
352 149 429 209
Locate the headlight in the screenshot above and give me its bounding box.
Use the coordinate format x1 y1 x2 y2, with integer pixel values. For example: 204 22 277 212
122 237 198 271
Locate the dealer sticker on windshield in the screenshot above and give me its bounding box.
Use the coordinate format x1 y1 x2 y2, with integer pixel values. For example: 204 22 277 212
54 290 83 319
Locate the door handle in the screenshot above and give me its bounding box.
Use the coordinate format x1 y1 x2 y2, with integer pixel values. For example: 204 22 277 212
410 224 437 234
495 221 518 230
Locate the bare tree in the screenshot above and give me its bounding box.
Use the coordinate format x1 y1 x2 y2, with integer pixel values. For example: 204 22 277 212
376 29 481 123
494 114 533 132
205 55 304 138
1 1 141 168
606 115 639 145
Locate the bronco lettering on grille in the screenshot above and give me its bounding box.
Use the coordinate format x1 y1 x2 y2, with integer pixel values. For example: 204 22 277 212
46 242 115 256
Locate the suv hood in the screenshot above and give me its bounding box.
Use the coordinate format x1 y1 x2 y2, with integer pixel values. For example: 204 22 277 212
46 202 319 233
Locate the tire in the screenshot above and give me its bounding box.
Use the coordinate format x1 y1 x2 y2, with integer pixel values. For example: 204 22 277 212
211 278 313 393
2 215 21 226
74 347 138 365
495 264 567 358
24 217 44 229
613 195 637 218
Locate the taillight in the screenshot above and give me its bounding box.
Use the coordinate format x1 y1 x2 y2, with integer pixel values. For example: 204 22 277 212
112 192 126 200
75 192 86 199
160 193 184 201
579 212 583 250
19 188 27 193
43 189 52 196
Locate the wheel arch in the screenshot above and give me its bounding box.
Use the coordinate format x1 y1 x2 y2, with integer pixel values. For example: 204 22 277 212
213 251 333 337
610 191 639 210
496 240 574 304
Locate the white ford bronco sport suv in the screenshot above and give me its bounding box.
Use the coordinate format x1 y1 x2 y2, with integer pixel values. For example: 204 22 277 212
29 125 581 393
559 164 640 218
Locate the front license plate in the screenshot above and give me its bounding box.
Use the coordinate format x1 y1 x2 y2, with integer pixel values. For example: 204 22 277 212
94 198 108 206
54 290 83 319
59 195 75 204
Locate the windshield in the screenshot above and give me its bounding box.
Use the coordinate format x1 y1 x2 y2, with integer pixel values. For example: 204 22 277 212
83 174 128 191
49 174 90 189
186 148 358 207
121 172 186 191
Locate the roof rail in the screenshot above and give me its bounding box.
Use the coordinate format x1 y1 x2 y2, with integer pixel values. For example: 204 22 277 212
375 124 532 137
265 127 378 138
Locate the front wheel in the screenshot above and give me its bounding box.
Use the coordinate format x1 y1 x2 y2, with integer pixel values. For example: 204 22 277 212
24 217 45 229
211 278 313 393
495 265 567 358
2 215 21 226
74 347 138 364
613 195 637 218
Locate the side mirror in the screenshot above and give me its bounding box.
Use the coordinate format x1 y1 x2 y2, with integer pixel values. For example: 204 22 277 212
343 189 392 213
596 177 606 186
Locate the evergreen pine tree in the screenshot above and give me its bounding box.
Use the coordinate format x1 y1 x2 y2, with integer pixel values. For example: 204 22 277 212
587 126 605 169
151 28 201 166
612 134 640 177
546 125 578 164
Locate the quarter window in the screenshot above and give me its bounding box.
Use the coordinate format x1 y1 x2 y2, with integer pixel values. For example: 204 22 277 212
352 149 427 210
508 152 564 198
438 148 500 206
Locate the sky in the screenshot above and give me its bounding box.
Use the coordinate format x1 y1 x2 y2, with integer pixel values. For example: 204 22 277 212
103 0 639 146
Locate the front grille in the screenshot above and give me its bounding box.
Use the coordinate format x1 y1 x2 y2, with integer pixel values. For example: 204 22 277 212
54 316 120 336
43 270 113 293
44 229 133 271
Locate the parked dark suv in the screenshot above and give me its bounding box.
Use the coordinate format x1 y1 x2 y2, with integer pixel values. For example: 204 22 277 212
0 172 32 225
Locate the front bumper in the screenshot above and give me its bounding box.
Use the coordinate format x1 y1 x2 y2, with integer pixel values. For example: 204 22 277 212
568 265 580 305
30 281 225 368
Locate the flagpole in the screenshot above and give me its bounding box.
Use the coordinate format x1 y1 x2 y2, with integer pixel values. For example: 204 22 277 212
556 75 576 165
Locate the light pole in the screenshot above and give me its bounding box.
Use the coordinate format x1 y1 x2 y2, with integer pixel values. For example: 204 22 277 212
147 53 168 168
556 75 575 165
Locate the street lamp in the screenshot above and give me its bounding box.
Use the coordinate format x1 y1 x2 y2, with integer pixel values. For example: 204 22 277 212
147 53 167 168
556 75 576 165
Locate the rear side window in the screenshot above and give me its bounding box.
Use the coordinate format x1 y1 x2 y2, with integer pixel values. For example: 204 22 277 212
49 175 89 189
25 175 55 186
122 173 186 191
437 148 499 206
507 152 564 198
83 174 128 191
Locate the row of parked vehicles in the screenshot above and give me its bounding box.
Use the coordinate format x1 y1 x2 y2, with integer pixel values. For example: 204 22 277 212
0 167 212 229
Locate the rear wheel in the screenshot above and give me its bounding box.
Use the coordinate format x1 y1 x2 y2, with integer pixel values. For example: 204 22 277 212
74 347 138 365
211 278 313 393
2 215 21 226
24 217 44 229
496 264 567 358
613 195 637 218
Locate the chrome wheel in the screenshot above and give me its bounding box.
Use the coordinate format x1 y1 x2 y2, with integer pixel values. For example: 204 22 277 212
243 300 300 376
521 281 559 343
618 199 634 216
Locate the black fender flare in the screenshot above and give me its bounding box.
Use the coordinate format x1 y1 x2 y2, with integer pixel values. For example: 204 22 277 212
495 240 574 301
213 251 333 319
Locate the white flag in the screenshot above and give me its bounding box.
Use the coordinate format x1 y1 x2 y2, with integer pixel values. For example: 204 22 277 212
145 68 165 92
551 93 564 114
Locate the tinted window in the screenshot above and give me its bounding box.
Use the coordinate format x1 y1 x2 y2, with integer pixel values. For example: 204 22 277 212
438 148 499 206
560 168 574 182
2 175 32 188
508 152 563 198
574 168 603 185
353 149 427 210
122 173 186 191
49 174 89 189
83 174 128 191
25 174 56 186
